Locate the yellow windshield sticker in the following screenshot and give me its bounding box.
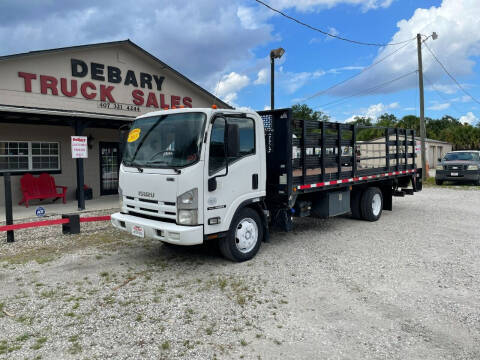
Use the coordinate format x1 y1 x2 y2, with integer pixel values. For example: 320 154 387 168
127 128 141 143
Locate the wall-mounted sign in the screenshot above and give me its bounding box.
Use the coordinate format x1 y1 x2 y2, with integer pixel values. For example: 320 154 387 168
71 136 88 158
17 58 193 110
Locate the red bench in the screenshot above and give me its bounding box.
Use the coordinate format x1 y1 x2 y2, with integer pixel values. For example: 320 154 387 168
19 173 67 208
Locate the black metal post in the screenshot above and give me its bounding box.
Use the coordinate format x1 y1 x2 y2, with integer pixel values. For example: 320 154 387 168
337 123 342 178
321 122 326 182
385 128 390 172
270 55 275 110
352 125 357 178
75 119 85 210
4 172 14 242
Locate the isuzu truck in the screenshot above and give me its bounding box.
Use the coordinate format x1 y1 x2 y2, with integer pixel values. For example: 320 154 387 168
111 107 422 261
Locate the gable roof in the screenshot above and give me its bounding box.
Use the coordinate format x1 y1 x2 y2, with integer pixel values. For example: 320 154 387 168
0 39 232 109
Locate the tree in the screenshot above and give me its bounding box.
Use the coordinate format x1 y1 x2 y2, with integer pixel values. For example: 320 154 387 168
292 104 330 121
377 113 398 128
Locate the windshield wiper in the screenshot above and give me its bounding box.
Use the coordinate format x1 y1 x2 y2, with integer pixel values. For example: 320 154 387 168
145 160 181 174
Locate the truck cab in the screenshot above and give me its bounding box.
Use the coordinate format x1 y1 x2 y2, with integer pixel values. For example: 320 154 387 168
111 108 267 261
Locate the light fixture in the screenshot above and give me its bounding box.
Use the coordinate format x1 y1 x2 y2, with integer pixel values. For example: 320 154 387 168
270 47 285 59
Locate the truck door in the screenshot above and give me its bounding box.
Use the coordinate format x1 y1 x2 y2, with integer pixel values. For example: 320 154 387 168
204 115 260 235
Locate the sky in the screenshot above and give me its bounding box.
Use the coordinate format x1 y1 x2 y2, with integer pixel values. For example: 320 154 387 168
1 0 479 125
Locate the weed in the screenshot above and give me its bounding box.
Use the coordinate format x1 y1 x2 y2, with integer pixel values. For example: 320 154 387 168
240 339 248 346
15 333 31 342
161 341 170 350
69 335 79 343
136 314 143 322
40 290 56 299
31 337 47 350
68 342 82 355
100 272 109 278
64 312 75 317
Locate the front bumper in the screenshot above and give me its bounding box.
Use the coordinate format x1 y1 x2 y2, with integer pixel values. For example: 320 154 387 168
111 212 204 245
436 170 480 182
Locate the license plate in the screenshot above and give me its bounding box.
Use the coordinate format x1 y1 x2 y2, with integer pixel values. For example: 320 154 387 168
450 172 458 176
131 225 145 238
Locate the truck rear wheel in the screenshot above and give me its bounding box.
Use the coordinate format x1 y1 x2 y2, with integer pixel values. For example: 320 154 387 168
219 207 263 262
360 187 383 222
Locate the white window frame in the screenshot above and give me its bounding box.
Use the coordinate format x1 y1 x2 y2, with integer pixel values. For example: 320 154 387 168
0 141 61 172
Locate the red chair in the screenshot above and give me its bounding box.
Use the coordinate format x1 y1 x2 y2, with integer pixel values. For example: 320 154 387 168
19 173 67 208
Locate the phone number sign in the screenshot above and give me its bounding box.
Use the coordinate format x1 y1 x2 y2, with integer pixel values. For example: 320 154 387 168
71 136 88 159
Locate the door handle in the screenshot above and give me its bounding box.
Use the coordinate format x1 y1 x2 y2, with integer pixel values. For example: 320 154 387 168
252 174 258 189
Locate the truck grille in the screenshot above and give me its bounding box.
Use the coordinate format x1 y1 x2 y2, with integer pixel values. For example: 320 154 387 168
123 196 176 221
445 164 467 171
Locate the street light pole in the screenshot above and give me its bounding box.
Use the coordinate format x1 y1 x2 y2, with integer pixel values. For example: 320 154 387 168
270 55 275 110
416 32 437 181
270 47 285 110
417 33 427 181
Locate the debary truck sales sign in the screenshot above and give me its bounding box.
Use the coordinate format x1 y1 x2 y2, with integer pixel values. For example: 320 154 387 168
18 59 193 113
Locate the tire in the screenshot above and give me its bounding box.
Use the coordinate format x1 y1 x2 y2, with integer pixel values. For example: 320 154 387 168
219 207 263 262
360 187 383 222
350 190 363 219
435 179 443 185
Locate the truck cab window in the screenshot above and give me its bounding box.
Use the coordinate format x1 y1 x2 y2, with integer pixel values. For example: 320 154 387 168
209 118 226 175
209 117 255 175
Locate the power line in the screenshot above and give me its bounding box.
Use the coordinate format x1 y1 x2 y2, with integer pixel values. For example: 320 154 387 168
423 42 480 106
314 70 418 110
254 0 417 47
299 40 415 103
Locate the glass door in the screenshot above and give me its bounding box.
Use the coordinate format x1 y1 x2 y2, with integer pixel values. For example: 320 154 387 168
100 142 120 195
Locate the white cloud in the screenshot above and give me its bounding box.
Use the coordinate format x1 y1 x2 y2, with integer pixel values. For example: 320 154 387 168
254 68 269 85
215 72 250 105
269 0 394 12
325 26 339 41
343 102 400 122
331 0 480 96
0 0 273 85
451 95 472 103
459 111 478 125
427 102 450 111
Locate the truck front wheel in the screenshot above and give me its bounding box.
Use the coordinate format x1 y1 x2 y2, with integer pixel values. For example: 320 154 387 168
219 207 263 262
361 187 383 222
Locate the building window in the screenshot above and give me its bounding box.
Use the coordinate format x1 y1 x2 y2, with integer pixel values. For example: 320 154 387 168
0 141 60 172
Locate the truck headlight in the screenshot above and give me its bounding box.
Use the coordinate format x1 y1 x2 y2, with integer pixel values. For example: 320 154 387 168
178 210 198 225
467 165 479 170
177 188 198 225
435 165 443 170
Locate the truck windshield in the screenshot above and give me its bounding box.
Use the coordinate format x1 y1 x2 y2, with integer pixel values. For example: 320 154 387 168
123 112 206 168
444 152 479 161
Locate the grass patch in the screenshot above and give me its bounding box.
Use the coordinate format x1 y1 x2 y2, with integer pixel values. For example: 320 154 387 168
15 333 31 342
31 337 47 350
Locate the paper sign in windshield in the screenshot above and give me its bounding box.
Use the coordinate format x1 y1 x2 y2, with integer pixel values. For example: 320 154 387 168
128 128 141 142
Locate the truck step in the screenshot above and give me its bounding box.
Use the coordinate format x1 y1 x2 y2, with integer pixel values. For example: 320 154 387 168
402 188 414 195
393 190 405 197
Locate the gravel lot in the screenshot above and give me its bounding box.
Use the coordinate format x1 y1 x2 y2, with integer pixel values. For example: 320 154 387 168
1 187 479 359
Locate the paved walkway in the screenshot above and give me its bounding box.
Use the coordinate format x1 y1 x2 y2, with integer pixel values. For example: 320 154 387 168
0 195 119 221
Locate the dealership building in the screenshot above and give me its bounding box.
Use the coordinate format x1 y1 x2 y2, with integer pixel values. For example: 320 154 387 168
0 40 230 208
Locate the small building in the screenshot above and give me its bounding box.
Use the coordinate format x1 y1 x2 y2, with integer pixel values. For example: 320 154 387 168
418 137 452 168
0 40 230 208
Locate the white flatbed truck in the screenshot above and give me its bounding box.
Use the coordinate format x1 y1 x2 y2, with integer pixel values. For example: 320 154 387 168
111 107 422 261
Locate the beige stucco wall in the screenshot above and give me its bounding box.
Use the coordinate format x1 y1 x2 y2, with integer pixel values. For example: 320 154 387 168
0 42 226 119
0 123 119 205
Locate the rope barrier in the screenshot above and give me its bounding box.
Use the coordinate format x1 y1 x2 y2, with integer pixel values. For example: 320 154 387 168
0 215 111 232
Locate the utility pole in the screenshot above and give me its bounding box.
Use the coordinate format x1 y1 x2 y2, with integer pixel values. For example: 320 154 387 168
417 33 427 181
270 48 285 110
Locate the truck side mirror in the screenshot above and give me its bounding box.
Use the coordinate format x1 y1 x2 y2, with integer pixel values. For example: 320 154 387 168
226 123 239 158
119 124 131 158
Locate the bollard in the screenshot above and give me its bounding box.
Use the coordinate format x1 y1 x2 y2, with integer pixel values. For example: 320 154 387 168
62 214 80 235
4 172 14 242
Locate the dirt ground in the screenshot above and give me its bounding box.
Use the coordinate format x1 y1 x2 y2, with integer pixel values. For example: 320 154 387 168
1 186 479 359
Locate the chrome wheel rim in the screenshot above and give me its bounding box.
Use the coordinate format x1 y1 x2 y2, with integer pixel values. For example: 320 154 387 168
372 193 382 216
235 218 258 253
